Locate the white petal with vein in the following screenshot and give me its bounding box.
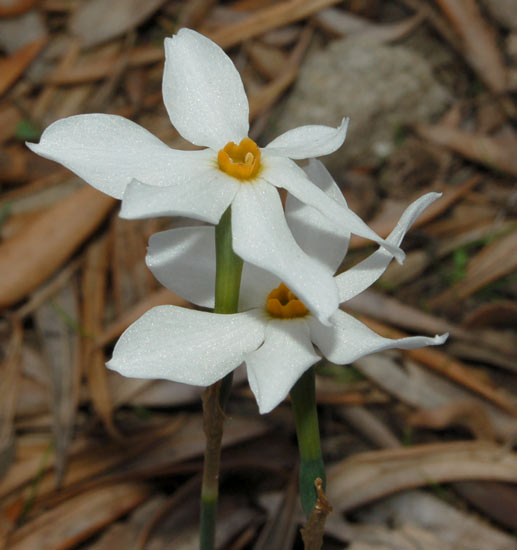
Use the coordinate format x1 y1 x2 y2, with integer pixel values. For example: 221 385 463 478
163 29 249 150
246 319 320 413
108 306 265 386
286 159 350 273
336 192 442 302
26 114 213 199
309 310 447 365
231 182 339 324
265 118 349 159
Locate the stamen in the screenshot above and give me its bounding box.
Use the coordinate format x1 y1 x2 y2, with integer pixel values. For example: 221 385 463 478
266 283 309 319
218 137 261 180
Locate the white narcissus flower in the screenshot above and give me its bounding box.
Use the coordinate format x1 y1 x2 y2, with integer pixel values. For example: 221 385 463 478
107 160 448 414
26 28 404 325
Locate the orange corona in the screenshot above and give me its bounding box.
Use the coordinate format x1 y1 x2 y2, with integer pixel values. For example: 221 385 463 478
266 282 309 319
217 137 261 180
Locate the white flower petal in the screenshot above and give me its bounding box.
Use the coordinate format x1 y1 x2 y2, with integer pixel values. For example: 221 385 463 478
240 263 281 311
262 155 406 264
26 114 213 199
309 309 448 365
147 225 279 311
107 306 265 386
163 29 249 150
265 118 349 159
120 171 238 223
146 227 217 308
286 159 350 273
336 192 442 303
246 319 320 414
231 182 339 324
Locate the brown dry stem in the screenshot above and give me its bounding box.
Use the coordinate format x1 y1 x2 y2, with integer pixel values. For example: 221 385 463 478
201 381 226 501
300 477 332 550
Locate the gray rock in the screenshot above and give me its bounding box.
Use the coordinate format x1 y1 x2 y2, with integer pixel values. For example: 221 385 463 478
270 36 450 172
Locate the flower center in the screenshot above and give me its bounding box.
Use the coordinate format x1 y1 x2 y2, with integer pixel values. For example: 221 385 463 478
218 137 261 180
266 283 309 319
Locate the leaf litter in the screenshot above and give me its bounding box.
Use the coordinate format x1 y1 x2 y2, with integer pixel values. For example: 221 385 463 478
0 1 516 549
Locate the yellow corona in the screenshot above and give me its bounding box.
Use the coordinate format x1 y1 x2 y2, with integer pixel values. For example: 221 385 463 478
218 137 261 180
266 282 309 319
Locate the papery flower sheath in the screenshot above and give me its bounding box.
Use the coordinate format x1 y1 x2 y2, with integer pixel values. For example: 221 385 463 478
26 28 405 324
108 160 448 414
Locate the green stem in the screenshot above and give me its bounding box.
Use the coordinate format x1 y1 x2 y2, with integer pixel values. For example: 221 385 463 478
200 207 243 550
290 367 326 517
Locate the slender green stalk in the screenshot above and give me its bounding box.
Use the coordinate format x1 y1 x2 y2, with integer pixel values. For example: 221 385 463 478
290 367 326 517
200 206 243 550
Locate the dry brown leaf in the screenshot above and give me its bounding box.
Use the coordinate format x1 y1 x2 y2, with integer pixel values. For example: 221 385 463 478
431 231 517 308
417 124 517 176
248 24 313 119
435 0 507 93
244 40 289 80
349 176 480 249
357 315 517 415
0 37 46 97
34 284 81 485
454 481 517 530
97 287 190 348
254 474 298 550
463 301 517 328
177 0 217 28
8 482 151 550
0 318 22 477
0 185 115 309
82 235 119 438
45 45 163 85
346 291 465 343
355 354 516 443
408 400 496 440
0 102 20 144
0 0 37 17
315 8 423 43
327 441 517 512
109 217 158 316
69 0 168 49
206 0 342 49
32 39 80 122
357 489 517 550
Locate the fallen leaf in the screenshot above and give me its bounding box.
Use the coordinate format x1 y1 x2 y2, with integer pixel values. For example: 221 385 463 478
463 301 517 328
358 489 517 549
69 0 169 49
0 37 46 97
0 0 37 17
349 176 480 249
34 284 81 485
353 354 516 442
408 400 496 440
82 235 119 438
417 124 517 176
0 318 22 478
0 185 115 309
435 0 507 92
315 8 424 44
97 287 190 348
206 0 342 49
327 441 517 512
453 481 517 530
431 231 517 307
8 482 151 550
